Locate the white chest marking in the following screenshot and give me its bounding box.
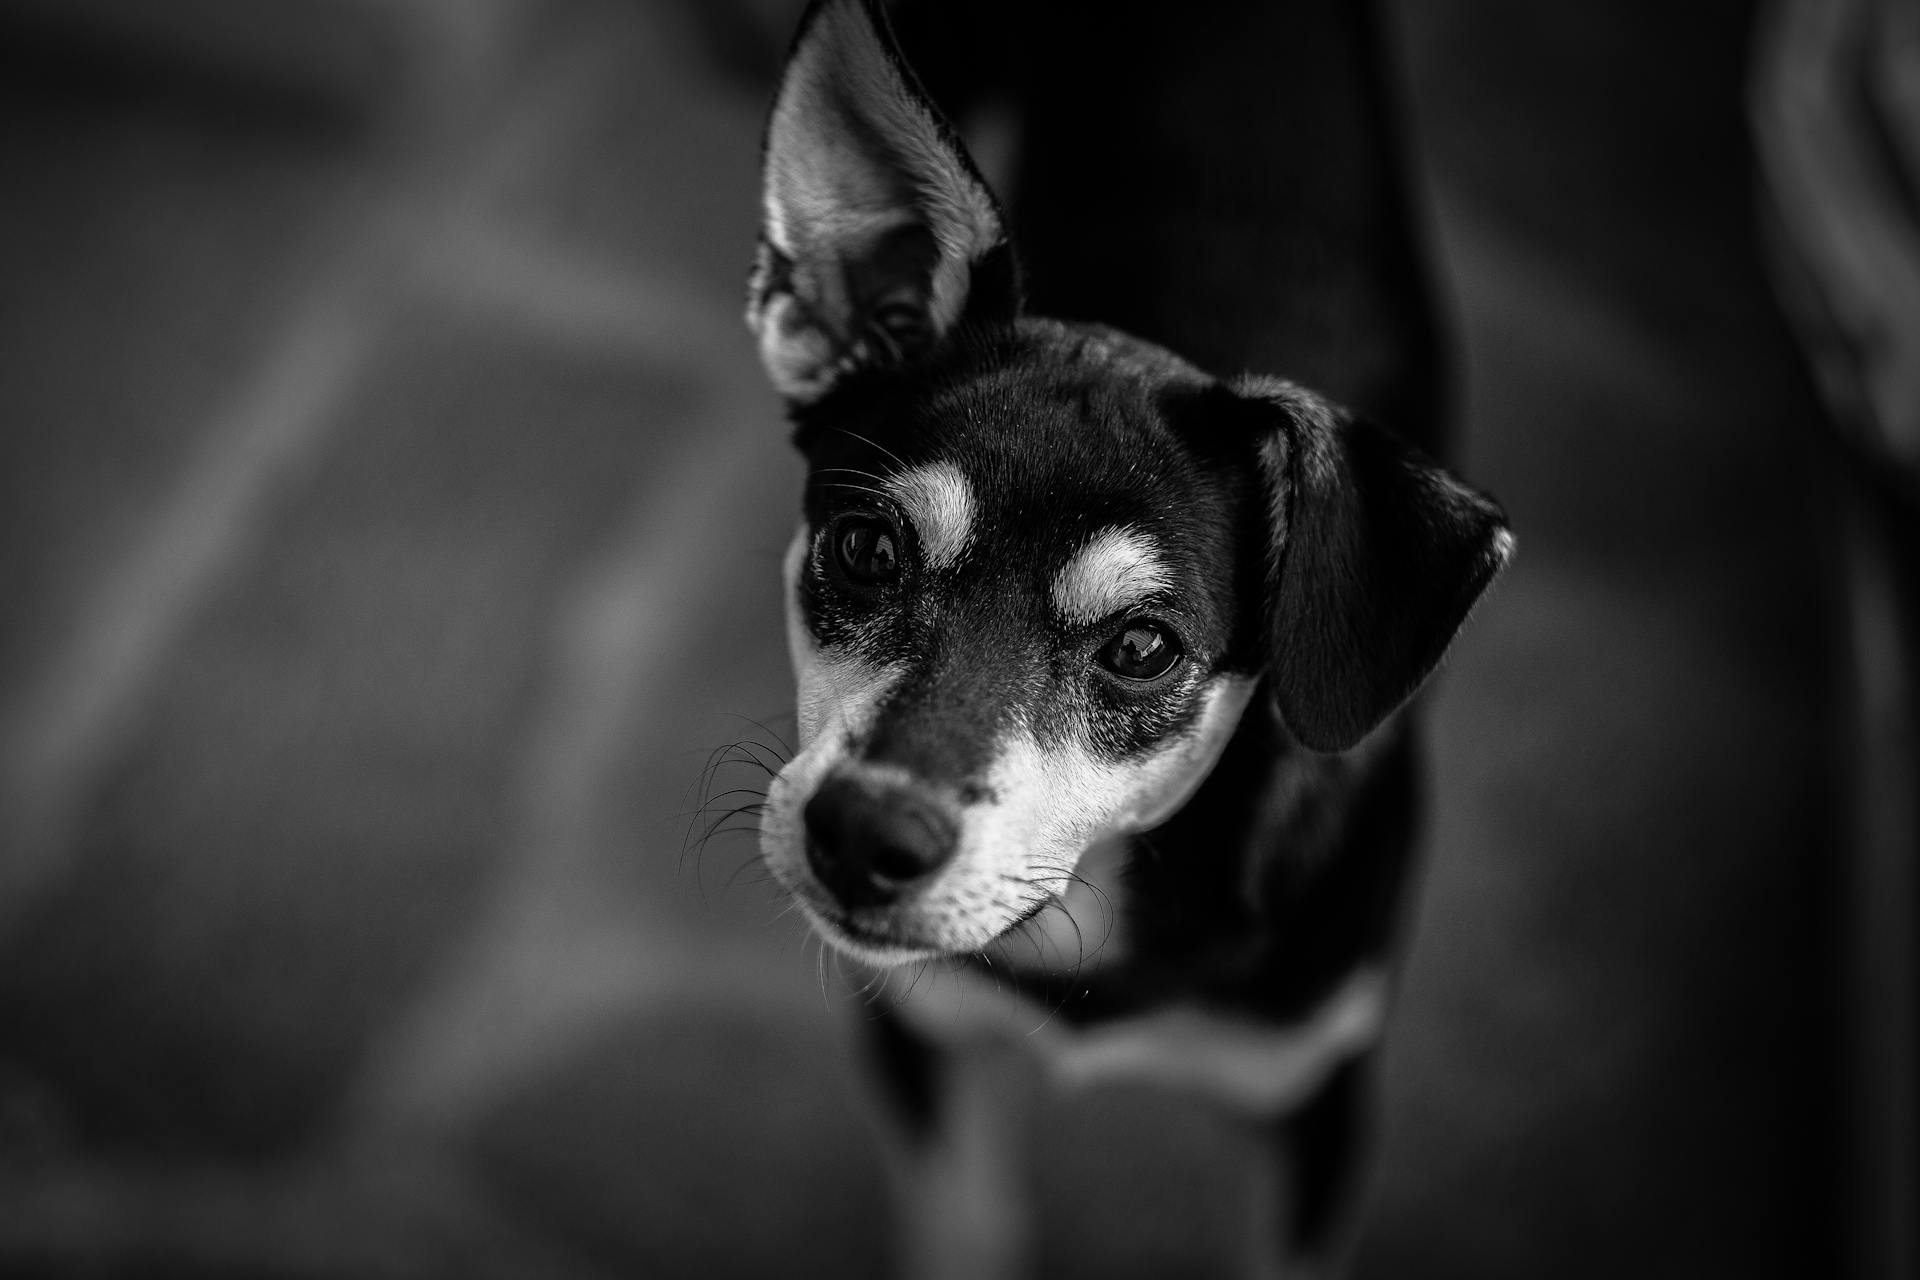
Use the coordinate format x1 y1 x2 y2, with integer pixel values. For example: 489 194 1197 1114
1043 969 1387 1113
887 966 1389 1116
1051 526 1171 626
886 462 975 571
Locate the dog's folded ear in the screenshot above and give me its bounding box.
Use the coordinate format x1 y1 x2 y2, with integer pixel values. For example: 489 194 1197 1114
1232 376 1513 753
747 0 1016 405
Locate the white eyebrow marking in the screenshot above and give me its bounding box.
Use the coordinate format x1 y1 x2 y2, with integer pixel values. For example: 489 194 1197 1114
1051 526 1171 625
885 461 975 571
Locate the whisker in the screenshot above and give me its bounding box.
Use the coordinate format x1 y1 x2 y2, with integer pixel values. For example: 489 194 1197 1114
1059 902 1088 975
900 957 932 1003
687 802 766 854
814 464 893 487
818 479 888 501
831 426 910 473
975 949 1002 997
682 721 788 889
814 936 830 1008
717 712 797 759
710 744 781 779
681 743 742 851
720 853 772 896
681 787 770 818
681 815 766 903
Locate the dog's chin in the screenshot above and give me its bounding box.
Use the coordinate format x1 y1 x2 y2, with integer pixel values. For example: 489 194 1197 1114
799 901 942 967
790 888 1025 969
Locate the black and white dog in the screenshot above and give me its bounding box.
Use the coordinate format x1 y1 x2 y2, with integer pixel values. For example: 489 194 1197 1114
742 1 1510 1274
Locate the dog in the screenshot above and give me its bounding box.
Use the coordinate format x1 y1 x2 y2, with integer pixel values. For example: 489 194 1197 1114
740 1 1511 1274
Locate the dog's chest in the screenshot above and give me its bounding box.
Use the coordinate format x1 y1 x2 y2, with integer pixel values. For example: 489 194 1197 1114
886 959 1387 1116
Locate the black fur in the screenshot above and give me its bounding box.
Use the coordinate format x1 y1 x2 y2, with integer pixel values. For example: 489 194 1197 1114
1244 382 1510 752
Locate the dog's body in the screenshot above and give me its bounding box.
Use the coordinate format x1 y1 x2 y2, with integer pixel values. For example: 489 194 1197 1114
741 2 1510 1274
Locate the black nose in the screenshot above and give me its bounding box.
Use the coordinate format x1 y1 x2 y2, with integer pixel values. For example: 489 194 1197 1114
803 775 958 908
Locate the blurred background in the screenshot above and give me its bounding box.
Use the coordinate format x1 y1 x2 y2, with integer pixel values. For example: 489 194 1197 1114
0 0 1912 1277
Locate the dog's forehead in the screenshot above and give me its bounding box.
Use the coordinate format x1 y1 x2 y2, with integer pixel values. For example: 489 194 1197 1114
791 324 1250 660
877 462 1180 628
808 339 1225 568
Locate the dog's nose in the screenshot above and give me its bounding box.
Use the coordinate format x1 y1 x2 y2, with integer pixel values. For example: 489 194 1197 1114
803 775 957 908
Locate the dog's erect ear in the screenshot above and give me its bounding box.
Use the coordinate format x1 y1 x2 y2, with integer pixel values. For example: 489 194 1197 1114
747 0 1014 405
1233 376 1513 753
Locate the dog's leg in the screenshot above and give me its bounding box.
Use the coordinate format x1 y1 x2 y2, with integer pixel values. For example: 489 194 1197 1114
865 1006 1031 1280
1244 1053 1377 1280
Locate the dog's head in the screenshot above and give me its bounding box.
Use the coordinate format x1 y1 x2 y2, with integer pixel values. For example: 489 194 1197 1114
745 0 1510 965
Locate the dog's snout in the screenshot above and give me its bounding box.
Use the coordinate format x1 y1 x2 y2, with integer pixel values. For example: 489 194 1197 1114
803 776 957 907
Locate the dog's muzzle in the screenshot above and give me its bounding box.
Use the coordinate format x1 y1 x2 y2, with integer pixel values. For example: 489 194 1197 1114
803 773 958 908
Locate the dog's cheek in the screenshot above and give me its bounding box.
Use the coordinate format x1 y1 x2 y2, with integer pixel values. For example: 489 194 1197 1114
959 731 1137 897
1107 675 1258 832
1082 679 1203 759
916 678 1251 949
957 675 1258 894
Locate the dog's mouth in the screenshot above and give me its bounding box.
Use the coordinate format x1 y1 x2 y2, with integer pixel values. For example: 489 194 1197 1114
786 870 1056 965
829 910 918 950
820 913 945 965
802 884 1062 967
790 885 948 963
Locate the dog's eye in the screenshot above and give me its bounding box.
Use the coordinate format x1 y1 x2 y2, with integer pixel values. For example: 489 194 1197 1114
833 518 900 585
1096 622 1183 681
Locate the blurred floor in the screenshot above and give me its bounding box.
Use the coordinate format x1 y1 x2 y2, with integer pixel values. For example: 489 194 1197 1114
0 0 1847 1277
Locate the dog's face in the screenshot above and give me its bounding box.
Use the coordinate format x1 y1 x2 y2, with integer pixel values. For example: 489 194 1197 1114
745 0 1510 965
764 329 1264 962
